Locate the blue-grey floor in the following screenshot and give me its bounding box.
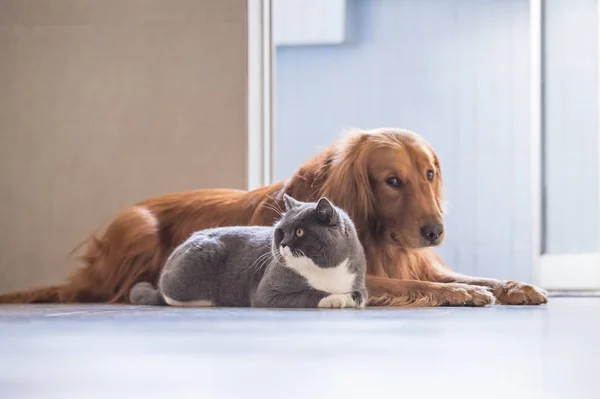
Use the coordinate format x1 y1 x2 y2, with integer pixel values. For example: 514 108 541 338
0 297 598 399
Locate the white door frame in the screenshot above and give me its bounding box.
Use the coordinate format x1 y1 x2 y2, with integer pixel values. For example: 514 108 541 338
531 0 600 290
247 0 274 190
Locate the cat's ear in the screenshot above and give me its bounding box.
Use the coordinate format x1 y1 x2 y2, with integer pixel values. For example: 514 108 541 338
283 194 302 211
316 197 337 225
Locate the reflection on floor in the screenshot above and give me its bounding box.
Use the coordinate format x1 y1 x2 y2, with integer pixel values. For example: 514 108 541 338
0 297 598 399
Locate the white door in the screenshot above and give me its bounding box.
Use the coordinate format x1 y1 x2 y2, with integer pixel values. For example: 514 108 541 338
535 0 600 290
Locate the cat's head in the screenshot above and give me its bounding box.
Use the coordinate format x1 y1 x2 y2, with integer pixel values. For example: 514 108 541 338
272 194 360 269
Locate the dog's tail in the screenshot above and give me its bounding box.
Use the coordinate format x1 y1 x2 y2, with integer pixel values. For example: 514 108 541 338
129 282 166 306
0 284 67 303
0 205 166 305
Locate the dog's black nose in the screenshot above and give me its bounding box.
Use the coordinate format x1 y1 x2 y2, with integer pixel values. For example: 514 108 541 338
420 223 444 243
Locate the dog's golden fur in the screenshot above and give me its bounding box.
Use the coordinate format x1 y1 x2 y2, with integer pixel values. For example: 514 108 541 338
0 128 547 306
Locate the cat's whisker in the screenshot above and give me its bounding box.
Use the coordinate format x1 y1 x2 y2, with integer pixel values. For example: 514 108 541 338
254 256 276 278
252 257 270 278
263 204 283 218
244 251 272 274
263 202 280 212
263 257 278 275
252 258 274 277
248 251 268 268
271 247 284 264
266 207 283 223
251 245 283 278
266 195 284 214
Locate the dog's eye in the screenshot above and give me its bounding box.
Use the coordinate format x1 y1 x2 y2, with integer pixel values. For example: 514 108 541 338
385 177 401 188
295 228 305 237
426 170 435 182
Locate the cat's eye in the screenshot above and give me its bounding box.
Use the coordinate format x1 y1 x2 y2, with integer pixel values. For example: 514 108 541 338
295 228 304 237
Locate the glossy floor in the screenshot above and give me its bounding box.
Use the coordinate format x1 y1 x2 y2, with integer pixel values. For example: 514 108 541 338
0 297 598 399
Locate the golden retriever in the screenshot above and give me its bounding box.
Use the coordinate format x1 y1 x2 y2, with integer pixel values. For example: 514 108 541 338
0 128 548 306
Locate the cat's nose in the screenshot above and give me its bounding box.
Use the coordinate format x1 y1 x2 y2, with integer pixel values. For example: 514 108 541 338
280 243 288 248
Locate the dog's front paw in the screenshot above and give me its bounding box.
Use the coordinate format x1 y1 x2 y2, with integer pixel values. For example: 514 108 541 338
318 293 357 309
494 281 548 305
443 283 496 307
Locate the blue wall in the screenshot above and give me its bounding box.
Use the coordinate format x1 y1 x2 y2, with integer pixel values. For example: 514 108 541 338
275 0 533 282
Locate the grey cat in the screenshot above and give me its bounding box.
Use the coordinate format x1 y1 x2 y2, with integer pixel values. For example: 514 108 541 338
129 195 367 309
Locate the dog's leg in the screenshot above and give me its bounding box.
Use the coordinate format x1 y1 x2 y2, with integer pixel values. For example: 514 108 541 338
365 276 495 307
432 271 548 305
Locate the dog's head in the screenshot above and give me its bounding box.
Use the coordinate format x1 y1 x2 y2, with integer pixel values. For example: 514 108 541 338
321 128 445 249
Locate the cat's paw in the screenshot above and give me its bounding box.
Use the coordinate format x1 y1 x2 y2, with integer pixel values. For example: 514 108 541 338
350 291 366 308
318 293 357 309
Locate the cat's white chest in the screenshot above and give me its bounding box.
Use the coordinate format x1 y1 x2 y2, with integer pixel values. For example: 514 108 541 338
280 247 355 294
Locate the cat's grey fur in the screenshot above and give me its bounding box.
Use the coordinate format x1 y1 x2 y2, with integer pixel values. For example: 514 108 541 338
129 195 367 309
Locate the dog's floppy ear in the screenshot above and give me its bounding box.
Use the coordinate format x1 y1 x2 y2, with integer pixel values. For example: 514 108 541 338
431 151 445 214
320 133 374 234
282 147 334 203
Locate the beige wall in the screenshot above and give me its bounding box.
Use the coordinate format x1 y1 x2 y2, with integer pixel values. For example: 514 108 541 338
0 0 249 292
